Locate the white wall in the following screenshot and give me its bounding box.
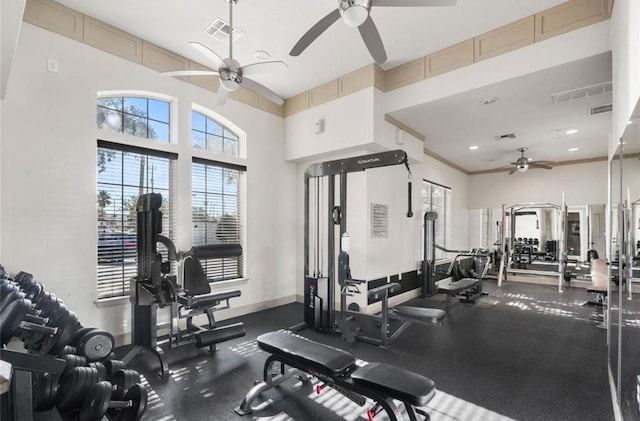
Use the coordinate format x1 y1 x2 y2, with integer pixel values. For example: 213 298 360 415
611 0 640 152
469 160 609 209
0 23 296 337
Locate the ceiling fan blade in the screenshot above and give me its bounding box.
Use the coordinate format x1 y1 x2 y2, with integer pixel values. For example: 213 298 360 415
217 88 229 106
290 8 341 56
239 60 288 76
241 77 285 105
159 70 219 77
374 0 457 6
358 16 387 64
529 163 553 170
508 168 518 175
189 41 225 70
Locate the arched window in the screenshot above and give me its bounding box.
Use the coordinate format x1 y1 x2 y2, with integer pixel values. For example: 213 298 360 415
96 93 176 299
191 110 245 282
97 96 171 143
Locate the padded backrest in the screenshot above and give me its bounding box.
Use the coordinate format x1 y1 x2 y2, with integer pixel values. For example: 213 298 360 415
183 256 211 296
591 258 608 288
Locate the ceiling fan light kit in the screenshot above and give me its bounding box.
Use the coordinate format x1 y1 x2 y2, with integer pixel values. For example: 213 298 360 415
340 0 371 27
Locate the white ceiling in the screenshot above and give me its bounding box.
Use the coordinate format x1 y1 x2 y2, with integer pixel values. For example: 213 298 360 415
390 52 613 172
47 0 616 172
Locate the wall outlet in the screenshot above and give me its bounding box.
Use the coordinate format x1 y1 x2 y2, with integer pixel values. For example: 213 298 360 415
47 58 59 73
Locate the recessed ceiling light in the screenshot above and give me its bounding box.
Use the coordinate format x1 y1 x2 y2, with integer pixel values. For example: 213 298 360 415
627 121 633 126
528 158 533 162
568 147 579 152
565 129 578 135
480 97 499 105
469 145 479 150
253 50 270 60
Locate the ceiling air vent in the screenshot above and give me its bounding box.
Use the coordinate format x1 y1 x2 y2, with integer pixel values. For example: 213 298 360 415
203 18 244 44
551 81 612 104
589 103 613 115
494 133 516 141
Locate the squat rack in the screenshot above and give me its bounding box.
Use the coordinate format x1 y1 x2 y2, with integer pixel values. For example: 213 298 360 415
498 197 568 292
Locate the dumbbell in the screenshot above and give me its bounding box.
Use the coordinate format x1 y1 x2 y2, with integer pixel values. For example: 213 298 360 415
79 381 147 421
0 298 58 347
12 271 45 302
68 326 116 362
21 299 81 355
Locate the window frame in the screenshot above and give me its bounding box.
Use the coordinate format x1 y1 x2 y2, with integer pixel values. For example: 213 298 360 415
422 179 452 260
97 95 172 143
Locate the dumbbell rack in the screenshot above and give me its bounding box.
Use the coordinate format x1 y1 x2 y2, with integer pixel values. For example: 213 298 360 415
0 266 147 420
1 350 65 421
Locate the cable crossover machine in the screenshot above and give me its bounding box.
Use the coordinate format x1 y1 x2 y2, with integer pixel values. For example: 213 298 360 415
296 150 445 349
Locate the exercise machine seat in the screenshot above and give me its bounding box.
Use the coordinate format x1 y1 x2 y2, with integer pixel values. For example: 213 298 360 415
588 259 608 295
438 277 479 292
351 362 436 406
178 256 241 308
257 331 356 376
391 306 445 325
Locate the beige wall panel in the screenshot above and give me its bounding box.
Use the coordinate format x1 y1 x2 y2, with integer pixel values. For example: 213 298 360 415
339 65 374 97
142 41 188 72
188 61 219 92
535 0 609 42
310 80 339 107
284 91 310 117
373 65 386 91
23 0 83 41
257 97 285 117
426 39 474 77
229 86 258 107
385 58 425 92
83 17 142 64
475 17 534 62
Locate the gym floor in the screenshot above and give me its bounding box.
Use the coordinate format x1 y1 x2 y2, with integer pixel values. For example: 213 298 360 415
40 280 636 420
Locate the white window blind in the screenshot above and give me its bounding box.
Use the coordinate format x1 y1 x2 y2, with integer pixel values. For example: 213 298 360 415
97 141 176 299
192 158 245 282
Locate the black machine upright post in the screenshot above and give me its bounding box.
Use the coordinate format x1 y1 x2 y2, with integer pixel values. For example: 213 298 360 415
124 192 170 377
327 175 336 329
339 172 348 316
423 211 438 295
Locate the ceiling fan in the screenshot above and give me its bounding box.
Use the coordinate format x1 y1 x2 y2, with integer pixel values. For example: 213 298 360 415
290 0 457 65
160 0 287 106
508 148 555 175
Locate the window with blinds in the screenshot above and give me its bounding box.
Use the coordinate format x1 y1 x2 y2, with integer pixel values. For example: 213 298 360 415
192 158 245 282
97 141 176 299
423 180 452 260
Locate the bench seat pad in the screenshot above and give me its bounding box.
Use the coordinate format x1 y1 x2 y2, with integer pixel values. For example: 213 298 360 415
351 362 436 406
438 278 479 293
177 289 241 308
257 331 356 376
391 306 445 325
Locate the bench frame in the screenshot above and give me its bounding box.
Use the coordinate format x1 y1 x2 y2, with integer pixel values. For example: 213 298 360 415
235 335 432 421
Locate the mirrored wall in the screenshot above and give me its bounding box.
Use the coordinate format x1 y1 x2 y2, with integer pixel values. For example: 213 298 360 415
609 99 640 420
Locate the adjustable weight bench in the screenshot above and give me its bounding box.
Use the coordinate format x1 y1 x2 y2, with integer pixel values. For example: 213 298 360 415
235 331 436 420
437 254 489 312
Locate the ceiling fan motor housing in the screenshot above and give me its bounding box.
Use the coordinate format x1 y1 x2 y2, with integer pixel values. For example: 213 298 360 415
219 69 242 91
339 0 372 27
516 157 529 172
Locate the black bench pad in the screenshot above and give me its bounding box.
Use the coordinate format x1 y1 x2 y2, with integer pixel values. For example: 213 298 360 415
257 332 356 376
438 278 479 293
351 362 436 406
391 306 446 325
177 289 241 308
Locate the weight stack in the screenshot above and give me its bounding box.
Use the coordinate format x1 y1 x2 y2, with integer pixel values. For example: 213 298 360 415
304 277 329 330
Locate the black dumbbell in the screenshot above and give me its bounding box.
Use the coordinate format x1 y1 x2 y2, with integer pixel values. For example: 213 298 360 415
70 326 115 362
56 366 101 414
105 360 128 380
0 298 58 347
79 381 147 421
12 271 44 302
32 371 59 412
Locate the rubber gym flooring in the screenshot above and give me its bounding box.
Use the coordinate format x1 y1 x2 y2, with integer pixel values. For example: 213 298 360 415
40 280 635 420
